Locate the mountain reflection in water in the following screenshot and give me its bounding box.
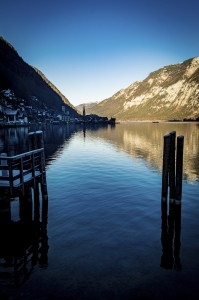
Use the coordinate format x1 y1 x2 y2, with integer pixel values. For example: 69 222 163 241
83 122 199 182
0 122 199 299
0 122 198 181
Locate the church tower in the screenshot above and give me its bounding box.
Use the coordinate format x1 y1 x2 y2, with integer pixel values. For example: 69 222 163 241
83 105 86 117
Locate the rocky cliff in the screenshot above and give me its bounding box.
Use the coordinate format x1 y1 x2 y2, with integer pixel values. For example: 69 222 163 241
82 57 199 121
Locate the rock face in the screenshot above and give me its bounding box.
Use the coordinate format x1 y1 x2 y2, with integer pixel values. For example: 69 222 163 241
83 57 199 121
0 36 78 115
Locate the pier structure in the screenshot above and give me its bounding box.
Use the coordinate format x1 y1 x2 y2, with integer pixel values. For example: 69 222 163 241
0 131 47 196
0 131 48 286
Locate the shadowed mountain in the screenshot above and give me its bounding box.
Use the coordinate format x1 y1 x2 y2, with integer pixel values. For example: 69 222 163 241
0 36 78 116
79 57 199 121
76 102 98 114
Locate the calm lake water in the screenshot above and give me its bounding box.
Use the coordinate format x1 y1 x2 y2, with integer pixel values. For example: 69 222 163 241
0 122 199 299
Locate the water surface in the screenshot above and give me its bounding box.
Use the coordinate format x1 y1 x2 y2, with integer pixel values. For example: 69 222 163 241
0 122 199 299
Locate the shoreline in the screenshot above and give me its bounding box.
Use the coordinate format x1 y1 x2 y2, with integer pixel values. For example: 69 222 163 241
117 119 199 124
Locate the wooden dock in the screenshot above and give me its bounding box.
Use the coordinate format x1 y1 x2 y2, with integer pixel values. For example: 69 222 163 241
0 148 45 192
0 131 48 286
0 130 47 196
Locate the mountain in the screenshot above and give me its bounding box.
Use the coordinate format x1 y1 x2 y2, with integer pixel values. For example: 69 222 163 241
0 36 78 116
82 57 199 121
76 102 98 114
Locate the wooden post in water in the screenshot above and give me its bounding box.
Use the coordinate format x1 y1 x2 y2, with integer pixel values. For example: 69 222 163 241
175 136 184 204
28 132 37 151
36 131 44 149
34 181 40 222
161 133 171 239
0 193 11 223
161 132 184 206
19 186 33 223
169 131 176 203
28 130 44 150
161 132 184 270
28 131 48 205
168 131 176 246
162 134 171 203
173 135 184 270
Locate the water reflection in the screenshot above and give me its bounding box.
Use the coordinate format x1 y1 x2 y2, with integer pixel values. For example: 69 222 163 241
0 187 48 287
83 122 199 181
161 197 182 271
0 124 82 165
0 126 29 156
0 123 198 298
82 123 115 139
0 122 198 180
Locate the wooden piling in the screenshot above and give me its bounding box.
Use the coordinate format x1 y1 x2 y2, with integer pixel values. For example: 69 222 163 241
175 136 184 204
168 131 176 245
19 186 33 223
161 134 171 234
28 132 37 151
28 130 48 201
40 188 48 267
161 132 184 271
162 134 171 203
41 182 48 207
28 130 44 150
169 131 176 203
0 194 11 223
161 132 184 204
36 131 44 149
34 182 40 222
174 135 184 269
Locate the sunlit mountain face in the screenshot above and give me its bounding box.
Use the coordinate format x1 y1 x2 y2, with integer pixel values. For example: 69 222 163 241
81 57 199 122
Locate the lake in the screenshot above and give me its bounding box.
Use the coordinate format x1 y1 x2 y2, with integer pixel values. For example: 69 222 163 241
0 122 199 299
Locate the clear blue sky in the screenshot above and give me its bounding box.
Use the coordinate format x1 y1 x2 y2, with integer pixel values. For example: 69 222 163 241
0 0 199 106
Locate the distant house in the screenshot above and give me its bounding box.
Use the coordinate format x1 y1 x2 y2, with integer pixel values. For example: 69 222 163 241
4 108 18 123
3 108 28 124
62 115 70 123
62 111 70 123
18 111 28 124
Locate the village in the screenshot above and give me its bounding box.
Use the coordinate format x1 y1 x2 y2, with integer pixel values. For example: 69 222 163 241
0 89 115 127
